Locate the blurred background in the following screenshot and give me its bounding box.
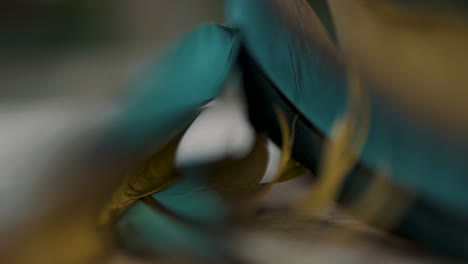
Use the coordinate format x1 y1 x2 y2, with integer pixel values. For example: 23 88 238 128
0 0 223 99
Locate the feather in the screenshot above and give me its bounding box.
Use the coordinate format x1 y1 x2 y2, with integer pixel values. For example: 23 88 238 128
108 23 241 154
2 23 242 264
115 133 270 261
229 0 468 260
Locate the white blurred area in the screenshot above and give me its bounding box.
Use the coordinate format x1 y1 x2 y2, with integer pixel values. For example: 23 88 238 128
0 99 117 228
175 84 282 183
175 97 256 167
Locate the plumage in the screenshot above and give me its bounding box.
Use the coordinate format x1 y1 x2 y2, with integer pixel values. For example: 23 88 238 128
11 1 468 262
227 0 468 260
108 23 241 153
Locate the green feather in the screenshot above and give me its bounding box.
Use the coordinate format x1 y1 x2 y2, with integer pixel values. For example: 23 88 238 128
109 23 241 153
228 0 468 260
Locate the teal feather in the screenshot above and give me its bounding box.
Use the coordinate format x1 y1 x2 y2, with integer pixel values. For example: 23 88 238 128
226 0 468 215
227 0 468 259
115 168 230 259
109 23 241 153
112 23 241 259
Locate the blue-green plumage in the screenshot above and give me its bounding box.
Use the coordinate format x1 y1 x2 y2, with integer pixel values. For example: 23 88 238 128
226 0 468 214
116 168 229 258
110 23 241 153
111 0 468 261
227 0 468 259
110 23 241 259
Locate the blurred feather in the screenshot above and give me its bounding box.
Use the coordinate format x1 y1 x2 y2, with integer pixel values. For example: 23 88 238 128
228 0 468 260
105 23 250 261
0 22 241 264
108 23 241 153
115 133 269 261
100 133 183 226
